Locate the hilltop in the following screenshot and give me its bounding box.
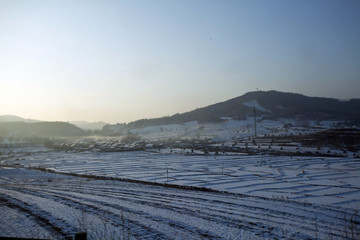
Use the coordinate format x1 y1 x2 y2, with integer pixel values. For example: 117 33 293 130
122 90 360 129
102 90 360 135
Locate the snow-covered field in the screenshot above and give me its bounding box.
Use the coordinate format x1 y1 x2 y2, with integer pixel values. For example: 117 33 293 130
4 149 360 209
1 167 359 240
1 148 360 239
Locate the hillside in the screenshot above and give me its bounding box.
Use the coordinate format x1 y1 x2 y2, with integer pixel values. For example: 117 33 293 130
0 115 107 131
0 115 40 123
0 122 88 137
69 121 107 130
119 91 360 129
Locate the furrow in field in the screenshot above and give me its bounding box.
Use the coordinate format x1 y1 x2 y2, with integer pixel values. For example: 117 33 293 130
10 174 354 238
40 185 324 238
1 184 222 239
0 192 75 239
36 179 353 231
2 177 351 239
0 187 171 240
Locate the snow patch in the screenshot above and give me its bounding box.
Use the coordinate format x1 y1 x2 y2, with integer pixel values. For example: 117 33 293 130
242 100 271 113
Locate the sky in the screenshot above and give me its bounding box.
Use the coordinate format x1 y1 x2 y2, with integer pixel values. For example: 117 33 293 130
1 0 360 124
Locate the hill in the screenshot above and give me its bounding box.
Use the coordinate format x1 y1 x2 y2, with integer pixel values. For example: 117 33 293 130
0 122 88 138
0 115 107 131
123 90 360 129
0 115 40 123
70 121 108 131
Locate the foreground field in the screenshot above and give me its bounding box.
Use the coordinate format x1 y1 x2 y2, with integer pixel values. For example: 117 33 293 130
4 149 360 209
1 167 359 239
1 148 360 239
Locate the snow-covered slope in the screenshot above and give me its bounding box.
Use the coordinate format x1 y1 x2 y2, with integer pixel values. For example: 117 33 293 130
115 90 360 131
104 117 342 142
242 100 271 113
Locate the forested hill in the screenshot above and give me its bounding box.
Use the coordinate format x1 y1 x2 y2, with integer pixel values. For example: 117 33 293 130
0 122 88 137
125 91 360 129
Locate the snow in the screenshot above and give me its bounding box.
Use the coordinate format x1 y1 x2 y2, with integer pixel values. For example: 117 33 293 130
1 167 358 240
1 109 359 239
2 150 360 210
98 117 343 142
0 205 60 239
1 120 359 239
242 100 271 113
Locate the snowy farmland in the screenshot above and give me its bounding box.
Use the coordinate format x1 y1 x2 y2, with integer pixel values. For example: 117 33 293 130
1 147 360 239
0 166 359 240
4 149 360 209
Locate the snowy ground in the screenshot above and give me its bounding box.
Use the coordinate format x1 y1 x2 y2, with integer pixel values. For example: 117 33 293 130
3 149 360 209
1 167 359 240
1 147 360 239
103 117 341 142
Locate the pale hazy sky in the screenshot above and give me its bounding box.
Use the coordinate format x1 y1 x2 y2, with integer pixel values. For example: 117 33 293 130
1 0 359 123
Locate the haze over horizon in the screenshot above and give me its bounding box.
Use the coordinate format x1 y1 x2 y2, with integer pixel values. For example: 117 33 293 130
1 0 360 124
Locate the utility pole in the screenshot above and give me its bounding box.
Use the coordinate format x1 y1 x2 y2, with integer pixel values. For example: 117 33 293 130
253 107 257 137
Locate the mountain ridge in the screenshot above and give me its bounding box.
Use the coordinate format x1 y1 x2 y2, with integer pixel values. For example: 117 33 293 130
0 115 107 131
122 90 360 129
1 90 359 137
0 115 40 123
0 121 87 137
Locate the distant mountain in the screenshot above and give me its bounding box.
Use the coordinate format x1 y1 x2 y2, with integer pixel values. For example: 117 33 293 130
0 115 40 123
0 122 88 137
121 90 360 129
0 115 107 132
70 121 108 131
